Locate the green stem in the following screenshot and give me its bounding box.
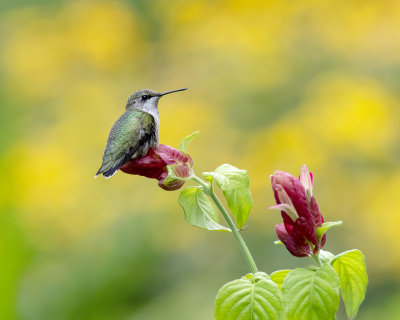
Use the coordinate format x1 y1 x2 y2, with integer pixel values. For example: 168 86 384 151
192 175 211 194
192 175 258 274
312 253 322 267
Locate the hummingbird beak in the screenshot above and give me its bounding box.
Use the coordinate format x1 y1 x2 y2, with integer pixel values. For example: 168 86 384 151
158 88 188 97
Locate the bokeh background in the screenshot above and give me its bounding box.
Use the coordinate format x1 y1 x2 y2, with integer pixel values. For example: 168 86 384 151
1 0 399 319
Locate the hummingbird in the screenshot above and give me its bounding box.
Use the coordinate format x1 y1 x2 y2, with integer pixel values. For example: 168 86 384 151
95 88 187 178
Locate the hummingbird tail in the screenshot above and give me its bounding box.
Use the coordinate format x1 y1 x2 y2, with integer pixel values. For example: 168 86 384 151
94 166 118 179
102 167 119 178
95 152 132 179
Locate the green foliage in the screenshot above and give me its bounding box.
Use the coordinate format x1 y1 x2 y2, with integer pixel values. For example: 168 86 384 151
316 221 343 242
282 264 340 320
178 187 229 231
270 270 291 290
332 250 368 319
215 272 283 320
0 0 384 318
318 250 336 264
178 131 200 153
203 164 253 229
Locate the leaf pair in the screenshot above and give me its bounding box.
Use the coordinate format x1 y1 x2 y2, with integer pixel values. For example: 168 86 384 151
215 265 339 320
276 250 367 320
203 164 253 229
280 250 367 320
215 250 367 320
179 163 253 231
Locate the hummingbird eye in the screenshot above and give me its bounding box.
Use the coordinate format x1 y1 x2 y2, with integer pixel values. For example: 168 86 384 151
141 95 149 101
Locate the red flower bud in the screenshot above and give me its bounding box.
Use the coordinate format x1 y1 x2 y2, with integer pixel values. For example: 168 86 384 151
270 165 325 257
120 144 193 191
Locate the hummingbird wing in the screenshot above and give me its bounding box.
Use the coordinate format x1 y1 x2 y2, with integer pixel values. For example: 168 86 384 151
95 110 156 178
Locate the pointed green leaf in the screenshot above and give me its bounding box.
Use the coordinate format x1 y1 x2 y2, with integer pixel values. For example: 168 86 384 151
319 250 336 265
202 171 214 184
202 172 216 182
178 187 230 231
270 270 291 290
215 272 283 320
178 131 200 153
282 264 340 320
205 164 253 229
316 221 343 241
331 249 368 319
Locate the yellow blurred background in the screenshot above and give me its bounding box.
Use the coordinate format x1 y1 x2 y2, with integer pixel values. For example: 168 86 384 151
1 0 399 319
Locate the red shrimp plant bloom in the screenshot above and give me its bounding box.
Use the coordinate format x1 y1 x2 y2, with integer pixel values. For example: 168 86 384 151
270 165 326 257
120 144 193 191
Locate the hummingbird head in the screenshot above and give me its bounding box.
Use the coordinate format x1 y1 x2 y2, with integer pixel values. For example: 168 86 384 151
126 88 187 111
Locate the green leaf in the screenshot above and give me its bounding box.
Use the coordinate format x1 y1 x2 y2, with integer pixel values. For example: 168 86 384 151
316 221 343 241
318 250 336 265
178 131 200 153
202 171 214 184
178 187 229 232
215 272 283 320
270 270 291 290
205 164 253 229
331 250 368 319
282 264 340 320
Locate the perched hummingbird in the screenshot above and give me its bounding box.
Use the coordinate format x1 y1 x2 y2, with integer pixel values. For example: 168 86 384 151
95 88 187 178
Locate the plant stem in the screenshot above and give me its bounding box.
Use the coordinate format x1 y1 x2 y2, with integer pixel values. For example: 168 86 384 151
210 192 259 274
192 175 258 274
192 175 211 194
312 253 322 267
